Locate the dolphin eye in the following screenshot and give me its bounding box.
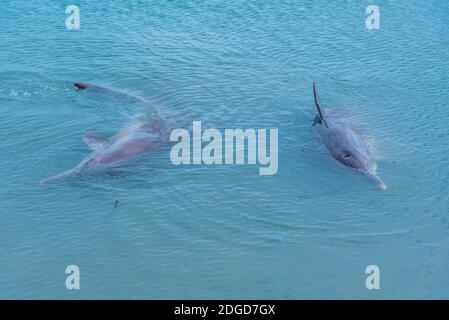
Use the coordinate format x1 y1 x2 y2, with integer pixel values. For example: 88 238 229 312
342 151 351 159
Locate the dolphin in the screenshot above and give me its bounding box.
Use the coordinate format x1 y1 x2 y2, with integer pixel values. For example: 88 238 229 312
312 81 387 190
41 83 170 184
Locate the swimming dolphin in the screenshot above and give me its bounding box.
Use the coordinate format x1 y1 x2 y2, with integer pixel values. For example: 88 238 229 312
312 81 387 190
41 83 170 184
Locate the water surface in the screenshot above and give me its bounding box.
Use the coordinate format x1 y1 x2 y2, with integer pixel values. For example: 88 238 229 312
1 1 448 299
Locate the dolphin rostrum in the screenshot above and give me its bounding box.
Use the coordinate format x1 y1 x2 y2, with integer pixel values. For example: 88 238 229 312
41 83 170 184
312 81 387 190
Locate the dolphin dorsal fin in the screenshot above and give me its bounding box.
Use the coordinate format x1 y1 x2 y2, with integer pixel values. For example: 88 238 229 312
313 81 329 128
83 131 107 150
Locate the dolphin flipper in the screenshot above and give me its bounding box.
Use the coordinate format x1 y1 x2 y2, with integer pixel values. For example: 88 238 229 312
83 131 107 150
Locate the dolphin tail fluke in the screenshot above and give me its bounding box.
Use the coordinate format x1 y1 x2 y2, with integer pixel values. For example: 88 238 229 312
313 81 328 128
74 82 148 105
74 82 89 90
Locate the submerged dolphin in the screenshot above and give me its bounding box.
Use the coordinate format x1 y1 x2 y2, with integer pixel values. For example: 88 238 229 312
41 83 170 184
312 81 387 190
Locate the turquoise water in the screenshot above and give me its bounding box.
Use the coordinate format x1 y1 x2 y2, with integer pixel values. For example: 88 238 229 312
1 0 449 299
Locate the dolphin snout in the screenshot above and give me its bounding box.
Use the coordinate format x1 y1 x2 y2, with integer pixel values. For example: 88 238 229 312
368 174 387 191
377 180 387 191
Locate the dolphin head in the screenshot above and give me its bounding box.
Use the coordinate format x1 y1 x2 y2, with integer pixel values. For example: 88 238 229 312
324 126 371 168
335 147 374 171
323 125 387 190
336 147 386 190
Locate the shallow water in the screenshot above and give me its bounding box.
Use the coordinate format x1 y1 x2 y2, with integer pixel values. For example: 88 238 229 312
1 1 449 299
